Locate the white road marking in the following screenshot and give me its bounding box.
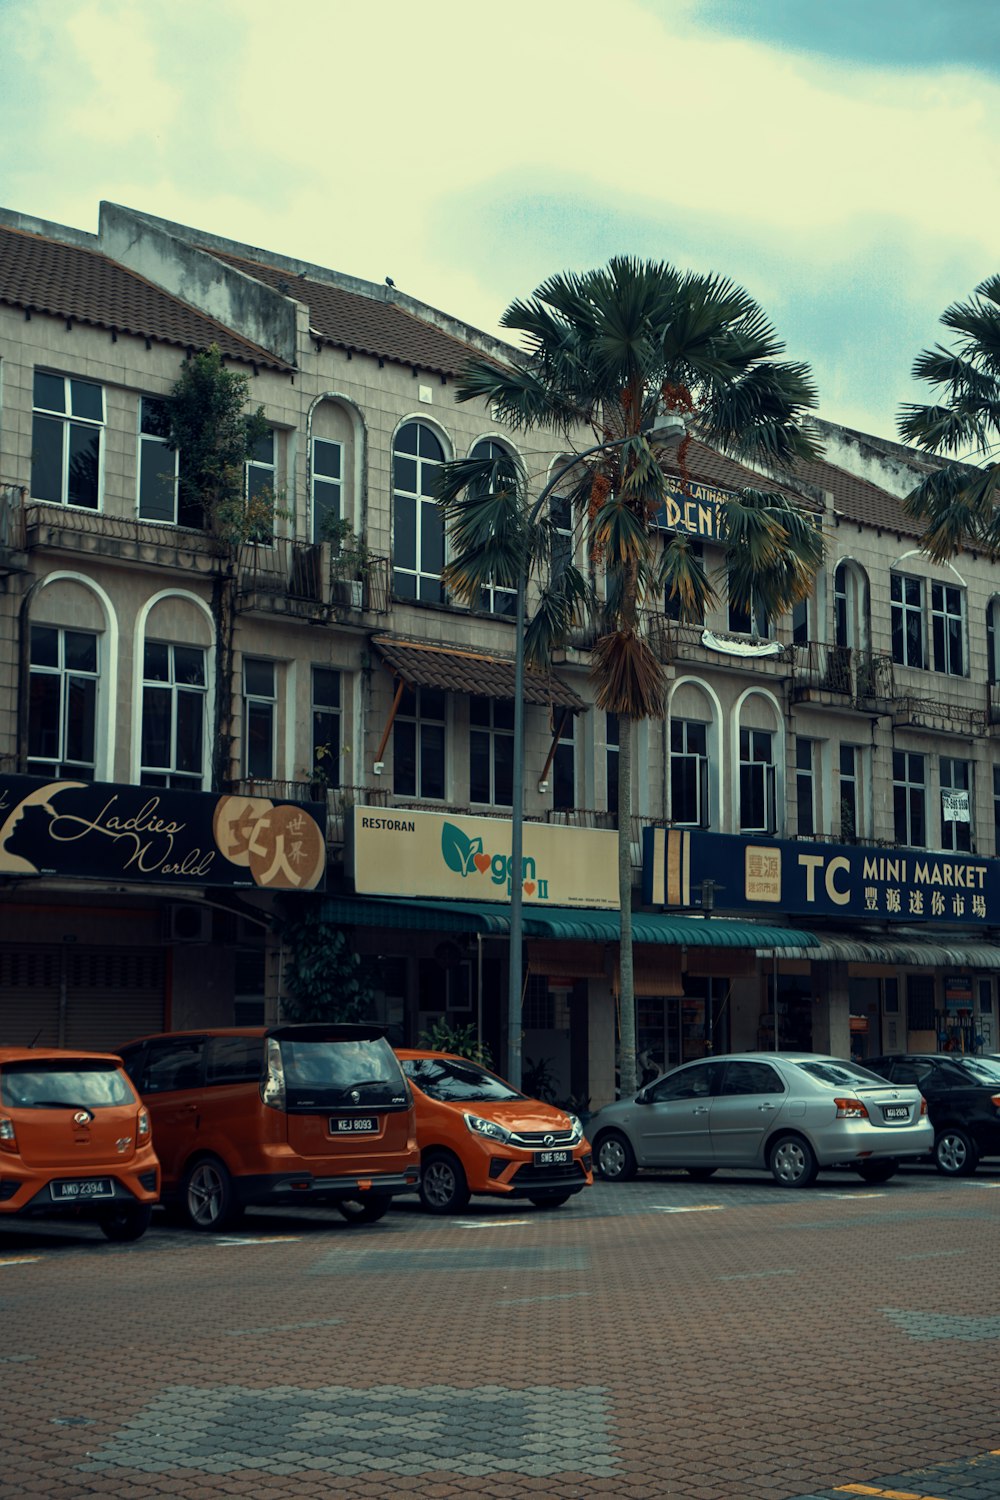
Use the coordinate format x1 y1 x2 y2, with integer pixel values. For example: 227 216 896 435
0 1256 40 1267
214 1236 301 1247
652 1204 724 1214
454 1219 531 1230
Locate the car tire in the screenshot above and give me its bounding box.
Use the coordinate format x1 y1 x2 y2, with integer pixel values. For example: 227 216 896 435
99 1203 153 1242
855 1159 898 1185
594 1130 638 1182
685 1167 717 1181
337 1194 392 1224
419 1150 471 1214
528 1193 573 1209
934 1126 979 1177
183 1156 240 1231
767 1133 819 1188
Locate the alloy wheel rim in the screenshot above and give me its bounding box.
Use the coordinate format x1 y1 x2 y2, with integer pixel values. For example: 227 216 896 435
425 1162 456 1207
189 1165 223 1224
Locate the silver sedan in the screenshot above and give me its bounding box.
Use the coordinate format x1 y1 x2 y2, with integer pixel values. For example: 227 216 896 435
589 1053 934 1188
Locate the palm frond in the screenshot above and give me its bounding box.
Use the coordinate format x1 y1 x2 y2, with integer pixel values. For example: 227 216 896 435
590 630 666 720
902 463 1000 561
658 533 717 621
523 565 592 669
722 489 825 616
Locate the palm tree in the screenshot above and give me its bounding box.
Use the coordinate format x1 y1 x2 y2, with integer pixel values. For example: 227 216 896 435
438 257 824 1094
898 275 1000 560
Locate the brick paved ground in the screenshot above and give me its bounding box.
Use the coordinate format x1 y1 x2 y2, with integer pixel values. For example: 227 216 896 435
2 1166 999 1500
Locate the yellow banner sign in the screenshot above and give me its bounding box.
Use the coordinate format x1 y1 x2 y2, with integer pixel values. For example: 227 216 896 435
351 808 619 908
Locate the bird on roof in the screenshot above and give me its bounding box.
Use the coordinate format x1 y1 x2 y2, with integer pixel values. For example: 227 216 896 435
385 276 395 288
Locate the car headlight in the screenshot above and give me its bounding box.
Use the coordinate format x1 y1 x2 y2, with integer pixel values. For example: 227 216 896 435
566 1113 583 1143
464 1113 511 1144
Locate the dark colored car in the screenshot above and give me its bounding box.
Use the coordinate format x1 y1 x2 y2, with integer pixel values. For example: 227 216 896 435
865 1053 1000 1176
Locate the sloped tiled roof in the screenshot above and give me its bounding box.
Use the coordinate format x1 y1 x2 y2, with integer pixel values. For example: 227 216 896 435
660 435 819 510
207 249 491 379
0 224 292 371
791 452 922 538
372 637 584 709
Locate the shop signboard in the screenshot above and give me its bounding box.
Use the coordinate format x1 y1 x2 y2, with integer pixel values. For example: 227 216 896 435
644 826 997 925
0 776 326 891
350 807 619 908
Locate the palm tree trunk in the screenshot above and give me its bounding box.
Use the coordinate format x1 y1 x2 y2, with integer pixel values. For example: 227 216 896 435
617 711 637 1096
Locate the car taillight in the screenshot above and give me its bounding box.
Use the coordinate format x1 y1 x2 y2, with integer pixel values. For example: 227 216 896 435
991 1094 1000 1112
261 1037 286 1111
835 1097 869 1119
137 1108 151 1141
0 1117 17 1152
920 1098 928 1116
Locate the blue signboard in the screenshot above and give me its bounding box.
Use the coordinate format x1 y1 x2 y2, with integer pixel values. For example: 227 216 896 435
643 827 997 926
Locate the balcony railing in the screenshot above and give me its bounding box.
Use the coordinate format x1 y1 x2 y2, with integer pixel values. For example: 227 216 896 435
0 483 27 571
789 642 894 705
892 696 987 736
232 780 391 844
237 542 390 615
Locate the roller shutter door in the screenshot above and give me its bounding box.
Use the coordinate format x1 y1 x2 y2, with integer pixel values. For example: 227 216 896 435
64 948 166 1050
0 947 61 1046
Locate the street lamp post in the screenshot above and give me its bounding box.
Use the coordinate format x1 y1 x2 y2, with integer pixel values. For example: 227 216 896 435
505 413 685 1089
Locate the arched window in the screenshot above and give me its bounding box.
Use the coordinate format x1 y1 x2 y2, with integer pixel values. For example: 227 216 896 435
392 421 445 603
833 560 870 650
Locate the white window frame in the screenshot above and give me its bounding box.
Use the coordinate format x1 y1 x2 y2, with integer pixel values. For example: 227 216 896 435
893 750 926 848
939 756 972 854
394 685 447 801
552 711 576 811
471 439 517 617
670 718 710 828
891 573 925 668
137 396 180 524
392 421 446 604
311 666 341 789
930 582 966 677
739 727 776 834
31 370 105 510
27 624 100 778
243 658 277 781
311 436 343 544
469 696 514 807
139 641 208 791
795 736 817 838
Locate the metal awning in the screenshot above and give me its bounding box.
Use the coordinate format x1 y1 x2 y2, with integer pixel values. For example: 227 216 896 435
371 636 585 710
775 933 1000 969
319 895 817 952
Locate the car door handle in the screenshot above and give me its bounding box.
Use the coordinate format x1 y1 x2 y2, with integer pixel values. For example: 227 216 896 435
757 1103 777 1112
692 1106 710 1115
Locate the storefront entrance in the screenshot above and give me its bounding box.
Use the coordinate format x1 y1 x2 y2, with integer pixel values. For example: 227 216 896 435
637 978 732 1082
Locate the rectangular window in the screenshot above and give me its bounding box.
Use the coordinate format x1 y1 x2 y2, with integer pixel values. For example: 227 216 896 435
551 493 573 580
137 398 180 524
663 541 703 623
392 422 445 604
994 765 1000 855
893 750 925 848
140 642 207 791
739 728 775 834
242 428 277 544
791 598 810 645
795 737 816 838
394 685 445 800
28 625 99 778
839 744 861 842
606 712 620 815
552 712 575 811
312 667 341 789
890 574 924 668
907 974 935 1032
243 658 276 780
930 583 965 676
312 437 342 543
940 756 972 853
31 371 104 510
728 575 769 638
470 695 513 806
671 719 709 827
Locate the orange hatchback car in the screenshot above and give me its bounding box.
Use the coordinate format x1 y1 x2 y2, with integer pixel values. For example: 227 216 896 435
396 1048 593 1213
0 1047 159 1241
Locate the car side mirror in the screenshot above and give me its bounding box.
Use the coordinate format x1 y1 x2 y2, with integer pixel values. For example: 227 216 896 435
635 1087 652 1105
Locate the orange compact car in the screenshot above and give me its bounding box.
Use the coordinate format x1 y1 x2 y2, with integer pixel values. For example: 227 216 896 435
0 1046 159 1241
396 1048 593 1213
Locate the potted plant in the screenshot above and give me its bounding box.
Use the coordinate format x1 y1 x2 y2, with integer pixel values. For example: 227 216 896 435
322 514 370 607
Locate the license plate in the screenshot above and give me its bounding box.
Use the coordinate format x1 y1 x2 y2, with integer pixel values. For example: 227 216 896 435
883 1105 909 1121
50 1178 114 1201
534 1149 571 1166
331 1117 376 1134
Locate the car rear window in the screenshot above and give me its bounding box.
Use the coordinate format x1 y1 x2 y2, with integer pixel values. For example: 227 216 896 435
401 1057 523 1103
952 1057 1000 1085
279 1035 406 1107
796 1060 895 1089
0 1060 134 1109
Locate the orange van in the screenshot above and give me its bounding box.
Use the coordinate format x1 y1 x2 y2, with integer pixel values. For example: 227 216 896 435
116 1024 419 1231
0 1046 159 1241
396 1048 593 1213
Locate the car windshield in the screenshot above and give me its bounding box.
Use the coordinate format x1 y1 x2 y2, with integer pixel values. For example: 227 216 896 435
953 1057 1000 1085
0 1061 134 1109
796 1060 896 1089
279 1035 406 1106
402 1056 524 1103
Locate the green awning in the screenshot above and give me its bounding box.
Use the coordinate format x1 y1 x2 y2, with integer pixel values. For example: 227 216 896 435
319 895 817 951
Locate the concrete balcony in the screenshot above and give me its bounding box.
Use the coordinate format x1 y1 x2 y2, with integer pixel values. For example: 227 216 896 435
789 641 895 712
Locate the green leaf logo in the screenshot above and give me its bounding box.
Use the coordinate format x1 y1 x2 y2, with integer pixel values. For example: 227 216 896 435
441 822 483 877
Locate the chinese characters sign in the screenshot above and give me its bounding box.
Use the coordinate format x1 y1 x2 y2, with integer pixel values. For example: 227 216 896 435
644 827 996 925
0 777 326 891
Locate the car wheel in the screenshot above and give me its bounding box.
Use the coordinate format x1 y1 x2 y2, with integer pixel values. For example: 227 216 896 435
183 1156 239 1231
528 1193 573 1209
594 1130 637 1182
685 1167 717 1181
768 1133 819 1188
419 1151 471 1214
934 1126 979 1177
99 1204 153 1242
337 1194 392 1224
855 1159 898 1185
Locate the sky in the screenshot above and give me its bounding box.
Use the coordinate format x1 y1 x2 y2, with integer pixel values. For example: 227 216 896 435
0 0 997 442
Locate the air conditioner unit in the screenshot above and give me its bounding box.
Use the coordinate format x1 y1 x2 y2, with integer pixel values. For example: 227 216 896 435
168 904 212 943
